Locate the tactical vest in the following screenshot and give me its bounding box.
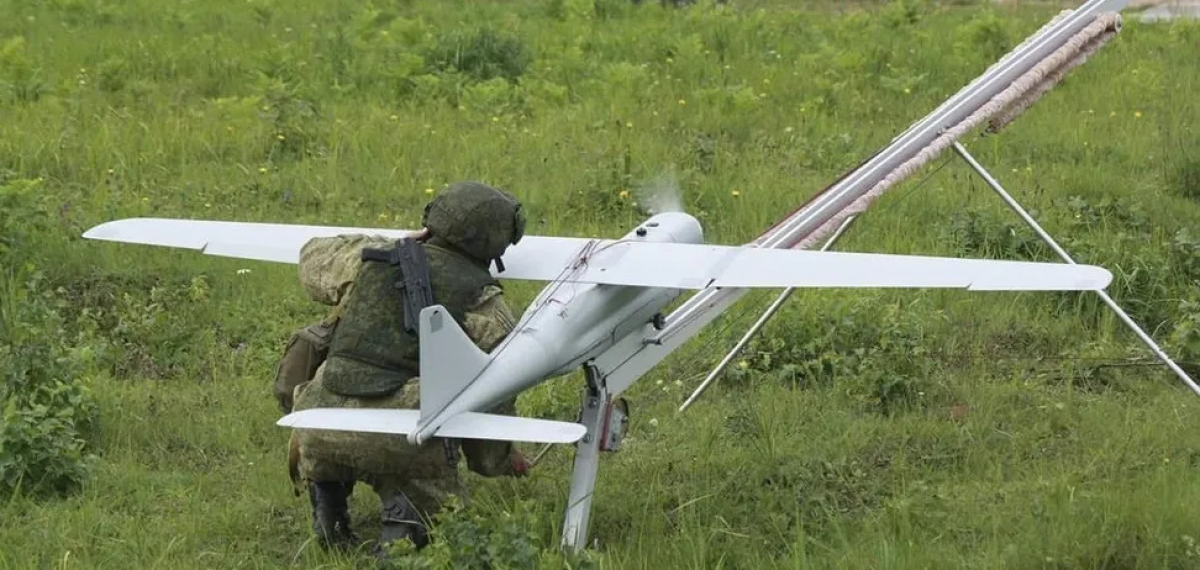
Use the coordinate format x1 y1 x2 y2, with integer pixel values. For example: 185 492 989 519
321 242 498 398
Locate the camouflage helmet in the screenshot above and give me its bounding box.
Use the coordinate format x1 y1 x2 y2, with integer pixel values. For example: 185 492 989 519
422 181 526 265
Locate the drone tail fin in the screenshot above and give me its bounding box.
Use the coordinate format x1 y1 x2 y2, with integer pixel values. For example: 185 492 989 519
417 304 491 423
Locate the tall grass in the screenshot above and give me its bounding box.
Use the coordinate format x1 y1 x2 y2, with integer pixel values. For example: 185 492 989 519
1 0 1198 567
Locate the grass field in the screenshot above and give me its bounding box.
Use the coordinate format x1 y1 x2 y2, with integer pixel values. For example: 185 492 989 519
2 0 1199 567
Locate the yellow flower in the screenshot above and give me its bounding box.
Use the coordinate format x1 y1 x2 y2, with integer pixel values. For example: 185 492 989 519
731 190 741 197
226 126 234 133
625 121 633 128
491 116 499 122
258 167 267 174
389 114 398 121
737 360 748 370
1134 110 1143 118
619 189 630 199
276 134 286 141
678 99 686 106
425 188 435 195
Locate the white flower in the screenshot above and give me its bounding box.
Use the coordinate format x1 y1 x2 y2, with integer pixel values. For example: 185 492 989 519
236 269 251 275
649 418 659 427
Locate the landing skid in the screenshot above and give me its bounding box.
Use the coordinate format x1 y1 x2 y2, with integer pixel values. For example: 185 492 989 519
560 363 628 552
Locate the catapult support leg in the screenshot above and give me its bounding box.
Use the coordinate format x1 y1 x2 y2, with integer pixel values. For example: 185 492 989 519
952 141 1200 396
561 366 608 552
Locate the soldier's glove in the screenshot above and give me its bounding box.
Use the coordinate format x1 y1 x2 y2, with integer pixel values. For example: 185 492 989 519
509 450 531 477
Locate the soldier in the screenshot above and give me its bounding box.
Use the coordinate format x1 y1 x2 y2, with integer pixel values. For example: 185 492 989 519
288 181 532 556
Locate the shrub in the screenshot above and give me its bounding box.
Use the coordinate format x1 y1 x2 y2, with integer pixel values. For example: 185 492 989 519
381 496 597 569
0 177 99 498
0 271 99 498
730 299 941 415
425 28 529 84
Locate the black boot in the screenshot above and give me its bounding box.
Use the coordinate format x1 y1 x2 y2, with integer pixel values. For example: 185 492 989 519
373 492 429 558
308 481 356 549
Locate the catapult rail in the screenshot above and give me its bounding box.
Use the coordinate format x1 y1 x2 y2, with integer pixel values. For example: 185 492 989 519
592 0 1131 398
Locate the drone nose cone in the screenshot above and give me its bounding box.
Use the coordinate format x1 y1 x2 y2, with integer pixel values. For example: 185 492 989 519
643 211 703 244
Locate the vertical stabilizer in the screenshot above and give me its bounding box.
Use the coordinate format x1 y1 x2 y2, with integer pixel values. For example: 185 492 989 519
418 305 491 423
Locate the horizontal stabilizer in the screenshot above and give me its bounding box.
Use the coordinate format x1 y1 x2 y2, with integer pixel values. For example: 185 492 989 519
277 408 586 444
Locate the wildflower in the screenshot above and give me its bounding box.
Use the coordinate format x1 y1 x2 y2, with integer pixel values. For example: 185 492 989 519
378 213 388 221
619 189 630 199
205 202 212 208
904 87 911 94
625 121 633 128
649 418 659 427
784 127 794 133
678 99 686 106
236 269 251 275
389 114 398 121
731 190 741 197
491 116 499 122
652 111 659 117
666 57 674 64
276 134 285 141
425 188 434 195
258 167 267 174
1110 110 1116 117
762 78 770 84
1134 110 1143 118
737 360 748 370
226 126 234 133
106 168 114 175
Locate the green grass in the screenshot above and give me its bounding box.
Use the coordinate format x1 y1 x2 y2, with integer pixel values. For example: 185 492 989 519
2 0 1199 567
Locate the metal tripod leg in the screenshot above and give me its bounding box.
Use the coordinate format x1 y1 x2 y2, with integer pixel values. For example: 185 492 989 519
952 141 1200 396
561 364 608 552
679 214 859 413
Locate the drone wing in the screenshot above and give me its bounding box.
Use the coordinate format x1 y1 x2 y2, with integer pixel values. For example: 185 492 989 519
548 241 1112 292
81 217 595 280
84 217 1110 291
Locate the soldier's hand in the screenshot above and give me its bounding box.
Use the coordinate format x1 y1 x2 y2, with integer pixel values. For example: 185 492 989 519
509 451 531 477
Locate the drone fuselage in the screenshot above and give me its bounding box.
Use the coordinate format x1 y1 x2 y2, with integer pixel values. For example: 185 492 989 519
409 211 703 444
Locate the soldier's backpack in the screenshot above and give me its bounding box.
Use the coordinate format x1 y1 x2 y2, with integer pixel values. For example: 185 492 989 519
272 301 345 414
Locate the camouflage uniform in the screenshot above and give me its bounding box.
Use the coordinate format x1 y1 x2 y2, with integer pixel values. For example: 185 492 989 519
289 182 528 552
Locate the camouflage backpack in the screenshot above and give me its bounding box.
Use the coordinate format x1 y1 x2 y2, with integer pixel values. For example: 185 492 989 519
272 301 345 414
